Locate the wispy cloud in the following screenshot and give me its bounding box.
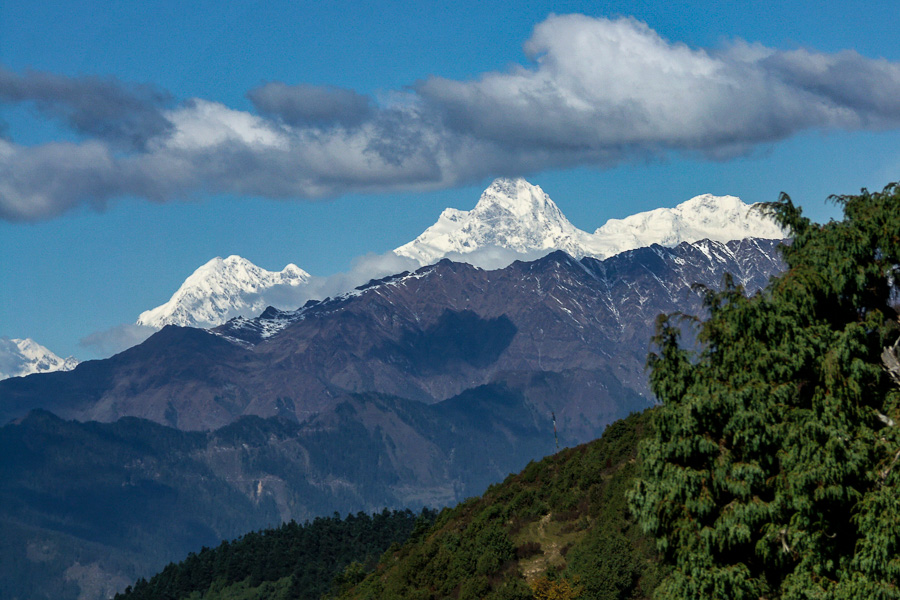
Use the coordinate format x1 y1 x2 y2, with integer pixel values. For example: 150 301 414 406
4 14 900 222
79 323 157 357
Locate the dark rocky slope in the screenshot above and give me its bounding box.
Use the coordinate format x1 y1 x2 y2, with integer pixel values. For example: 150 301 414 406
1 240 784 441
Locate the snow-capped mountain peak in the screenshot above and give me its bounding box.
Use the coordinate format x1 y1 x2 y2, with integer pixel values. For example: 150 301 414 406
136 255 311 328
475 177 563 219
593 193 785 251
0 337 79 380
395 177 596 265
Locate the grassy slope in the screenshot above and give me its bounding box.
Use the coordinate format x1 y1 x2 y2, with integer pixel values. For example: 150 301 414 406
338 410 664 600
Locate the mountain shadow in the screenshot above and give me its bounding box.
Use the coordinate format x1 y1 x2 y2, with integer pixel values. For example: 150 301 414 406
379 309 517 374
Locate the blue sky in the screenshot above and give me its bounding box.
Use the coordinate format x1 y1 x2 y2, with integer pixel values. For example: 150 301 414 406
2 0 900 360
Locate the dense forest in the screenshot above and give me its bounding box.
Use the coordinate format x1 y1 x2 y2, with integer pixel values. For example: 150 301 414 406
115 509 435 600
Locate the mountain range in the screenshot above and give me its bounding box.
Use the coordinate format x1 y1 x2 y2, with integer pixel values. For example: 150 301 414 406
396 178 783 264
0 237 785 599
0 178 788 599
0 178 783 373
132 178 784 333
0 238 784 436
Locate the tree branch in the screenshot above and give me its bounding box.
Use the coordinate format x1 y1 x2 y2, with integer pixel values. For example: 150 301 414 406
882 336 900 388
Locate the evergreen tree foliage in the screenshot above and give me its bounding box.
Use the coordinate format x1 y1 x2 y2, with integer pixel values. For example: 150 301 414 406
630 184 900 598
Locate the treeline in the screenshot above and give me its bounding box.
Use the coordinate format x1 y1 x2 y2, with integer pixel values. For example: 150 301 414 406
116 508 435 600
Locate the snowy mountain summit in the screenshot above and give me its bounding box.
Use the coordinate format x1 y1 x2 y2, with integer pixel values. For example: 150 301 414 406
592 193 786 255
395 178 598 265
0 337 79 381
137 255 310 328
395 178 786 266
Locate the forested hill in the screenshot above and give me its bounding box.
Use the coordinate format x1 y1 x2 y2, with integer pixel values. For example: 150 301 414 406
336 410 664 600
115 509 435 600
629 185 900 597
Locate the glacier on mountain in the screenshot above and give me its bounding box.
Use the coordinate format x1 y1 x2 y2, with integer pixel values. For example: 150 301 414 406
395 178 600 265
0 337 79 381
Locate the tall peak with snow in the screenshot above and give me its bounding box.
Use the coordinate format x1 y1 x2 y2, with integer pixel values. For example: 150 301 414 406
136 255 311 329
395 177 597 265
477 177 559 217
0 337 79 381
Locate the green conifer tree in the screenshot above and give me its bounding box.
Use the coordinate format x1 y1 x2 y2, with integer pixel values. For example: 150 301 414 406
630 184 900 599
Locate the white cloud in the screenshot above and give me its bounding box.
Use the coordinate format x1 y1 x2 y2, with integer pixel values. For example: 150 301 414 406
440 246 552 270
162 99 289 150
418 15 889 154
302 251 423 300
